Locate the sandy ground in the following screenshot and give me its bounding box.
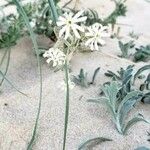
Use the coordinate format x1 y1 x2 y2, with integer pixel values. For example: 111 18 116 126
0 0 150 150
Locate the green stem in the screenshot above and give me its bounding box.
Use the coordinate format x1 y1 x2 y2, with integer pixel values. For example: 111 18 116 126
63 60 70 150
48 0 58 24
0 48 11 86
0 71 28 96
12 0 43 149
0 49 8 67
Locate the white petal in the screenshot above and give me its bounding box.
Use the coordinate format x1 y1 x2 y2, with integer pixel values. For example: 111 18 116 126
64 27 70 40
72 24 85 32
58 16 66 22
57 21 66 26
43 52 49 58
85 38 94 46
73 16 87 23
85 32 94 37
59 26 67 38
53 61 57 67
68 12 74 18
73 10 84 19
72 27 80 39
94 41 99 50
98 38 105 45
90 41 94 50
46 58 52 64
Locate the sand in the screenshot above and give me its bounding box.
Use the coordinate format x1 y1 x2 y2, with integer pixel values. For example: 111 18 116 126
0 0 150 150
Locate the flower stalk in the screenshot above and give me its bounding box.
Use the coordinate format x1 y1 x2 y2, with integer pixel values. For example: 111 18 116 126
63 59 70 150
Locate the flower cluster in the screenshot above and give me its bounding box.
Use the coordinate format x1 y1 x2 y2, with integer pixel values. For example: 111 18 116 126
43 10 110 68
57 10 110 51
43 48 66 67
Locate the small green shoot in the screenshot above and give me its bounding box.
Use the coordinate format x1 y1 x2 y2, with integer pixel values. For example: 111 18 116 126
118 40 135 58
73 67 100 88
129 31 139 40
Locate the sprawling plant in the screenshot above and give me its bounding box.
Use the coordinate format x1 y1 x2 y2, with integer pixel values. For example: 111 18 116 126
88 81 148 135
0 2 36 49
105 65 150 104
117 41 150 62
105 65 134 97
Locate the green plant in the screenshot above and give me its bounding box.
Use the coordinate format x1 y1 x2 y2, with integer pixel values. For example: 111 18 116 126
105 65 150 104
129 31 139 40
118 40 135 58
133 45 150 62
78 137 112 150
84 0 127 26
73 67 100 88
103 0 127 25
105 65 134 99
88 81 149 135
73 68 88 87
0 2 36 49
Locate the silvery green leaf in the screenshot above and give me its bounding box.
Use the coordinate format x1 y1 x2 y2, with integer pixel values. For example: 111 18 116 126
105 70 121 80
117 91 141 115
123 114 149 135
119 97 140 128
87 98 103 104
89 67 100 85
78 137 112 150
141 95 150 104
133 65 150 84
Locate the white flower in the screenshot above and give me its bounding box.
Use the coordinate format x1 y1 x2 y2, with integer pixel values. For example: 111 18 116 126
30 19 36 28
59 78 75 91
85 23 110 51
57 10 87 40
43 48 66 67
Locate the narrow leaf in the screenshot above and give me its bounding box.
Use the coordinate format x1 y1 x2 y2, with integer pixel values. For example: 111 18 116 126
78 137 112 150
12 0 43 149
123 114 149 135
133 65 150 84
